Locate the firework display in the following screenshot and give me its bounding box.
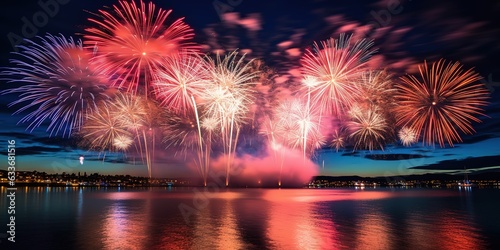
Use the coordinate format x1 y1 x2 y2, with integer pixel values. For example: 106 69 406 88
1 0 491 186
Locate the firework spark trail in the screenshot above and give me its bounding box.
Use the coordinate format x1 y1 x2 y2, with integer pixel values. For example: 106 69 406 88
1 34 112 137
106 92 162 177
351 70 397 148
194 104 209 187
141 99 164 176
395 59 490 147
280 101 324 157
154 52 233 185
84 0 198 96
161 108 216 186
111 92 148 131
260 98 325 186
201 51 259 186
201 116 218 185
110 92 147 171
160 91 219 185
301 33 377 118
283 99 324 156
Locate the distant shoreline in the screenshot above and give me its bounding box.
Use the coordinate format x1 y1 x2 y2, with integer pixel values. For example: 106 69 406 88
2 169 500 189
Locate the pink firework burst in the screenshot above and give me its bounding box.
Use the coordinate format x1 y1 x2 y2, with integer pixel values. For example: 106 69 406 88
153 54 208 114
301 33 376 116
84 0 198 96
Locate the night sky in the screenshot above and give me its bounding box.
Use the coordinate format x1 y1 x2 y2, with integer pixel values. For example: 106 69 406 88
1 0 499 179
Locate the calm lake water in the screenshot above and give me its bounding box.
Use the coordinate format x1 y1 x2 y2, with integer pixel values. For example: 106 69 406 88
1 186 500 249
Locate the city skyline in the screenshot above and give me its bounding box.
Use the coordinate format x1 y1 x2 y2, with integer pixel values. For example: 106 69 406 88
1 0 499 182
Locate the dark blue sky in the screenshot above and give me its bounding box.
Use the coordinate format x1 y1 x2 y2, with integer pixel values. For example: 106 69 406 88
1 0 500 178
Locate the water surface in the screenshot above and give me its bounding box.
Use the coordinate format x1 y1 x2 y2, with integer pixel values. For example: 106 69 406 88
1 186 499 249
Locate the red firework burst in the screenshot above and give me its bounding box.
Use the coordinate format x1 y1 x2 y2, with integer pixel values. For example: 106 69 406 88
84 0 198 96
394 59 489 147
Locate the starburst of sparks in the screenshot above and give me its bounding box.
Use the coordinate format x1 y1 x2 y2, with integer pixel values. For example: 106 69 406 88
330 128 347 152
301 33 377 116
347 105 388 151
153 53 207 114
84 0 198 95
1 34 112 137
398 127 418 147
395 59 489 147
78 101 131 152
